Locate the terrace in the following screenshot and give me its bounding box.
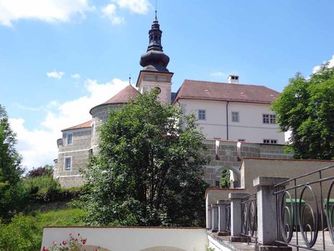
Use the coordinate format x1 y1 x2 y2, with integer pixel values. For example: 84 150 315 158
207 164 334 251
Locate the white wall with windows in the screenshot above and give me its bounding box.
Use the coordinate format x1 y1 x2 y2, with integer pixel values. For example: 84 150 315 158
178 99 285 144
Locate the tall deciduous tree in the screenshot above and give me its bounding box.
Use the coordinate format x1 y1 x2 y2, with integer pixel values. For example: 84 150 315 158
0 105 24 221
83 91 208 226
272 65 334 159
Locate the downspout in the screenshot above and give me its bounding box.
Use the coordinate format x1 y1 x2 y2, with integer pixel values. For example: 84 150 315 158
226 101 229 140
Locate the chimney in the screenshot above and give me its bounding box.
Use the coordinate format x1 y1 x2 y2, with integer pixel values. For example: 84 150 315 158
228 74 239 84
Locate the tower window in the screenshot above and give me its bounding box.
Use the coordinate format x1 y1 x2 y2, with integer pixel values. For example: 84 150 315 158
198 110 206 120
66 133 73 145
64 157 72 171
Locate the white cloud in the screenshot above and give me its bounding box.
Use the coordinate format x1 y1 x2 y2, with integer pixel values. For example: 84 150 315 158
47 70 64 79
71 73 81 80
116 0 151 14
312 54 334 74
210 71 226 78
102 3 124 25
10 78 129 169
0 0 92 26
101 0 151 25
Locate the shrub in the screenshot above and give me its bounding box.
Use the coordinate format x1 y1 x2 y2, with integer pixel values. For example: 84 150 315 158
0 214 41 251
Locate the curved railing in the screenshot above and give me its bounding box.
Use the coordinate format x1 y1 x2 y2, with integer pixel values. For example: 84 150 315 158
274 164 334 250
241 194 257 241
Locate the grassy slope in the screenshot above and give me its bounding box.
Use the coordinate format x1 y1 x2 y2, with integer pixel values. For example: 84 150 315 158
0 206 86 251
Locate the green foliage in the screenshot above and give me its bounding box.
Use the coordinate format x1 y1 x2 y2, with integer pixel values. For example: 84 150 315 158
0 214 41 251
83 91 208 226
23 175 82 204
220 169 230 188
272 66 334 159
0 208 86 251
0 105 26 221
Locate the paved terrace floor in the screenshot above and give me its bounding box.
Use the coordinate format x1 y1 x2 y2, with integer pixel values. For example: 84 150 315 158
209 232 334 251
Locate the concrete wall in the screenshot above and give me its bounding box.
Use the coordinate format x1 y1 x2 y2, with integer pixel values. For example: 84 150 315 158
179 99 284 144
42 227 208 251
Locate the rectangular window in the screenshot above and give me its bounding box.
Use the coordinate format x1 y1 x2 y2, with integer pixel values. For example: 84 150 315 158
263 114 269 124
67 133 73 145
232 112 239 122
64 157 72 170
198 109 206 120
263 114 276 124
270 114 276 124
263 139 278 144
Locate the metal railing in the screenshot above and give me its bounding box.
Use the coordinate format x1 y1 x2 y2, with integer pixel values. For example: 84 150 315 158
274 164 334 250
241 194 257 241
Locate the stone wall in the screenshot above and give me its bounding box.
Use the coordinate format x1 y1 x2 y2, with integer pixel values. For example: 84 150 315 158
54 128 92 187
203 140 293 187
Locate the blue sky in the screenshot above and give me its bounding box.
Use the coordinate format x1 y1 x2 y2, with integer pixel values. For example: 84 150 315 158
0 0 333 169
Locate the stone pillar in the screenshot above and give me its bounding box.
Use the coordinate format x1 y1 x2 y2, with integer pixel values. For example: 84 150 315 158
228 192 248 239
206 204 212 230
217 200 228 234
211 204 219 232
253 177 290 247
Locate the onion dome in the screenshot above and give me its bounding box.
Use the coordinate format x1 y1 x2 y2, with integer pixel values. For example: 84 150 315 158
140 12 170 72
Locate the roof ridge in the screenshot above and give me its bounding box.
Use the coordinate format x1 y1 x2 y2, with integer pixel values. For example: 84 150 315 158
184 79 269 88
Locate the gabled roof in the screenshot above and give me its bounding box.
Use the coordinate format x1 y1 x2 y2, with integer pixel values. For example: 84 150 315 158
102 85 139 105
174 79 279 104
62 120 92 132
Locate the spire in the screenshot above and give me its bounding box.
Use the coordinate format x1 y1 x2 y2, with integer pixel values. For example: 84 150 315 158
140 12 170 72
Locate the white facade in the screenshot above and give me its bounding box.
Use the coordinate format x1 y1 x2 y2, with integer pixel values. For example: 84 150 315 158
42 227 207 251
179 99 284 144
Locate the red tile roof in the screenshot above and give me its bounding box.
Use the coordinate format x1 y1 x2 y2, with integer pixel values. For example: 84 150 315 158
174 80 279 104
62 120 92 132
102 85 139 105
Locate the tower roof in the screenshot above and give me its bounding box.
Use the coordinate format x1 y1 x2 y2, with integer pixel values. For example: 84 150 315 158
140 14 170 72
102 84 139 105
89 85 140 114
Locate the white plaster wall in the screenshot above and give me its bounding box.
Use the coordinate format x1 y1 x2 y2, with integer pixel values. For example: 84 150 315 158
179 99 284 144
228 102 284 144
179 99 227 139
42 227 208 251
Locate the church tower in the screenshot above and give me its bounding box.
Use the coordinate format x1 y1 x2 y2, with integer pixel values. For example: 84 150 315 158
136 12 173 104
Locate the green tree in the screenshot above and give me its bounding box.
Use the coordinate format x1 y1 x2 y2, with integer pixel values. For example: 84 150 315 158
0 105 25 221
272 65 334 159
83 91 208 226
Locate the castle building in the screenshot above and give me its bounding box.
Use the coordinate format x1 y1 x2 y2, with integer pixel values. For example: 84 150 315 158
54 15 287 188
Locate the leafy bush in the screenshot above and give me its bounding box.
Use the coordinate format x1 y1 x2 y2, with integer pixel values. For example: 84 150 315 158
23 176 83 203
0 208 86 251
0 214 41 251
